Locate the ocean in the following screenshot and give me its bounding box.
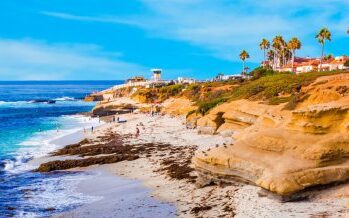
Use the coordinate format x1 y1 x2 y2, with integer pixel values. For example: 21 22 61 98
0 81 122 217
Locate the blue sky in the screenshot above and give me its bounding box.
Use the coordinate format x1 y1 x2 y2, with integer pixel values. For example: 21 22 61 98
0 0 348 80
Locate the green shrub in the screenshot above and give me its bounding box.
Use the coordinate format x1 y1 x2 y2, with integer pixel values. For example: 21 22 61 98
197 98 227 115
250 67 276 80
183 84 201 100
159 84 184 96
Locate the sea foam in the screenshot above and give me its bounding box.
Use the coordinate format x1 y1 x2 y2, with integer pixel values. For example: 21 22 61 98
53 96 76 101
3 115 101 174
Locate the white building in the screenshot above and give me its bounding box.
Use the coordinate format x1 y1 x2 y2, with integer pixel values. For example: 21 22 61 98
151 69 162 81
214 73 243 81
177 77 197 84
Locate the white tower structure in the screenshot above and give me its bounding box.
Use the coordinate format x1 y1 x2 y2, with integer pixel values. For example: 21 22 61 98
151 69 162 81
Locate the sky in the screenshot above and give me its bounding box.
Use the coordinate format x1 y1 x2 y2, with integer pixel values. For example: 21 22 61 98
0 0 348 80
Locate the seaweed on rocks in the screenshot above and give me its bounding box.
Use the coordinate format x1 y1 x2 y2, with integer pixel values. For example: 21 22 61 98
190 205 212 214
35 154 139 172
37 132 198 184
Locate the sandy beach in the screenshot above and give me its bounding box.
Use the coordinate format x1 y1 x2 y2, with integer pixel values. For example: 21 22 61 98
38 112 349 218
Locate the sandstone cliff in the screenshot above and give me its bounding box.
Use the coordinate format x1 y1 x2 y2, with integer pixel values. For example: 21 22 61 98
161 97 197 116
193 74 349 197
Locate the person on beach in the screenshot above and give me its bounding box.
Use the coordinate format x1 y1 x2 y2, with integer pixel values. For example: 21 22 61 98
135 127 140 138
91 126 94 133
117 117 120 122
83 127 86 133
113 116 115 122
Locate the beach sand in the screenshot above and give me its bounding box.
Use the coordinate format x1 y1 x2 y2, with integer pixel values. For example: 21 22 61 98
55 167 176 218
46 113 348 218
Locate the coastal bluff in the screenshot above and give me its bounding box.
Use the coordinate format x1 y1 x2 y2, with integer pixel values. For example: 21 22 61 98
86 73 349 199
193 74 349 198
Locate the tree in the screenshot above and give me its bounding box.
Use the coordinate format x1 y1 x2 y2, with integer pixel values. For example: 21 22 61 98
267 50 275 63
287 37 302 72
324 54 334 61
259 39 270 68
239 50 250 76
272 35 286 69
316 28 331 71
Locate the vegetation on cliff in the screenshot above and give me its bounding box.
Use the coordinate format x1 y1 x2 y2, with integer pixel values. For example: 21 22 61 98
129 70 348 116
131 84 185 103
191 70 348 115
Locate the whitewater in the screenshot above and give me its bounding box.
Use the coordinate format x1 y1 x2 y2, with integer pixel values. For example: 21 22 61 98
0 80 121 217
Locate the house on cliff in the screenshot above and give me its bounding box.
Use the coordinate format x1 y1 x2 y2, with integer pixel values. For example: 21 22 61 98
273 56 348 74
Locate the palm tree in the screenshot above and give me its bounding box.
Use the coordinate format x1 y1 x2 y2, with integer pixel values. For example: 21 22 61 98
259 39 270 68
267 50 275 64
272 35 286 69
280 38 288 66
239 50 250 76
316 28 331 71
287 37 302 72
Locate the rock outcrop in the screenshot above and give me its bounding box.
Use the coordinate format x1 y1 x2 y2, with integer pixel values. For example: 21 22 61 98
161 97 197 116
91 97 140 116
193 74 349 198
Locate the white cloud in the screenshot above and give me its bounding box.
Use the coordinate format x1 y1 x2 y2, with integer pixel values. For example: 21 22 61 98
138 0 349 60
40 11 140 26
0 39 147 80
41 0 349 62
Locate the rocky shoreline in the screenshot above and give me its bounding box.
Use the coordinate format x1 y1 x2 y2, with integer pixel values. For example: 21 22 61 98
35 111 348 217
36 132 197 183
33 73 349 217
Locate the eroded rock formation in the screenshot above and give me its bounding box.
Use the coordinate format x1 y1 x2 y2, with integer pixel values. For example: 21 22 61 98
91 98 140 116
193 74 349 197
161 97 197 116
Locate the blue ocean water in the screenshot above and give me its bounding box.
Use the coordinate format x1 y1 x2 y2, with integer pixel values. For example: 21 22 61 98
0 81 122 217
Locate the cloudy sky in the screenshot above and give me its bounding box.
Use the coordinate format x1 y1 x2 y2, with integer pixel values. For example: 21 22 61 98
0 0 348 80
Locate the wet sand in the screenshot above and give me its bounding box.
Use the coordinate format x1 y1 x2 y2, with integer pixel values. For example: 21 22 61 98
55 168 176 218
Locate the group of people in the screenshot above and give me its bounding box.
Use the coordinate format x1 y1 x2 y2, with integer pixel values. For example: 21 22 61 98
80 111 144 139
